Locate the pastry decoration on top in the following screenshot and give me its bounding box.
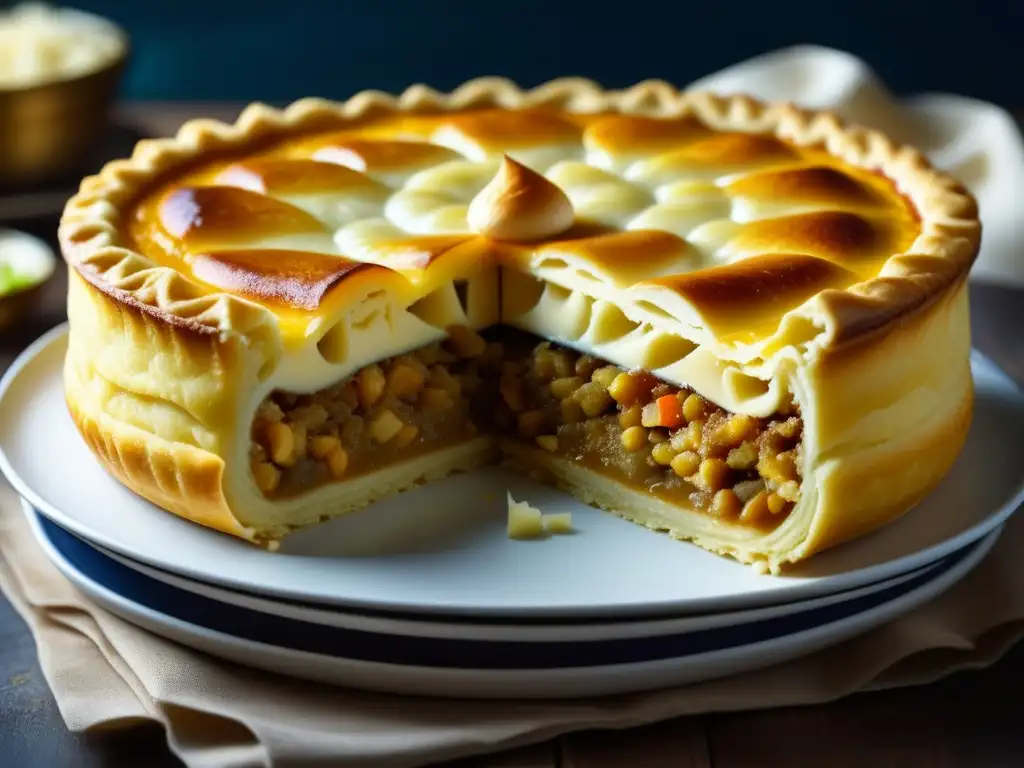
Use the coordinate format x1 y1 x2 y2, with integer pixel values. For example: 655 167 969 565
467 156 576 242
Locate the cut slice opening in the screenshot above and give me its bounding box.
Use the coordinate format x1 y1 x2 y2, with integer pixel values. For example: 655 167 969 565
250 326 498 498
249 326 803 532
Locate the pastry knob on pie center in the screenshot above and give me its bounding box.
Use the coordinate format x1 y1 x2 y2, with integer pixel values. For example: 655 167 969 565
468 155 575 242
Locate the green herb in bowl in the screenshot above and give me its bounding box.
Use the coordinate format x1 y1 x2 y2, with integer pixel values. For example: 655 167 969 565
0 229 56 331
0 260 40 297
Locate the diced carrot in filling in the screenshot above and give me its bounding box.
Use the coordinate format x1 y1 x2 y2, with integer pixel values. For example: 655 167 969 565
249 327 802 530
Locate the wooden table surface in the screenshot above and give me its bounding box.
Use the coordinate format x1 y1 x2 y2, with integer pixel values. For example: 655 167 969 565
1 104 1023 768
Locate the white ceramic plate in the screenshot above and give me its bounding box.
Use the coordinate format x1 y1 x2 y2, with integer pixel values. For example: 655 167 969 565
3 324 1023 619
84 513 957 642
27 501 1000 699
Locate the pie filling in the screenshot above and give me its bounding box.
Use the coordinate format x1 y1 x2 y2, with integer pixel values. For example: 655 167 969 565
249 326 803 531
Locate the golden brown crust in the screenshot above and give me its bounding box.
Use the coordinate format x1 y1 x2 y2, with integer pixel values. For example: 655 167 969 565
648 254 857 339
306 137 463 172
59 78 980 349
190 250 380 311
213 157 386 195
156 185 328 245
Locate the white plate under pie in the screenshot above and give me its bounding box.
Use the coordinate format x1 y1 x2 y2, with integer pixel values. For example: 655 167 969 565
2 324 1023 619
25 498 1000 698
84 520 957 641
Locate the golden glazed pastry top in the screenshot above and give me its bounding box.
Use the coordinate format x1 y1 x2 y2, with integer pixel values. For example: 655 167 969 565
60 78 979 382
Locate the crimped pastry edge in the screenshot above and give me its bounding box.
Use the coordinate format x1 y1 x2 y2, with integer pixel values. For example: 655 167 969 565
58 76 980 356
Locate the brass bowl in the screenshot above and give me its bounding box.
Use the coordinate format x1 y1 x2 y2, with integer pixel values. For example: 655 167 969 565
0 9 129 189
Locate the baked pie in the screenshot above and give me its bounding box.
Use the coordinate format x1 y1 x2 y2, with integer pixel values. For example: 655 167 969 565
58 78 980 572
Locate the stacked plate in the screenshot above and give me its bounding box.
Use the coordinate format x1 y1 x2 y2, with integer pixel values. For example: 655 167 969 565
3 325 1023 699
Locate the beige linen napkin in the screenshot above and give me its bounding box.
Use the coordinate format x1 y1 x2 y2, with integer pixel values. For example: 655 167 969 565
3 478 1024 768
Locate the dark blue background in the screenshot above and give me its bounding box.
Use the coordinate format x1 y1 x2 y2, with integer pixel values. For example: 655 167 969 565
58 0 1024 105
